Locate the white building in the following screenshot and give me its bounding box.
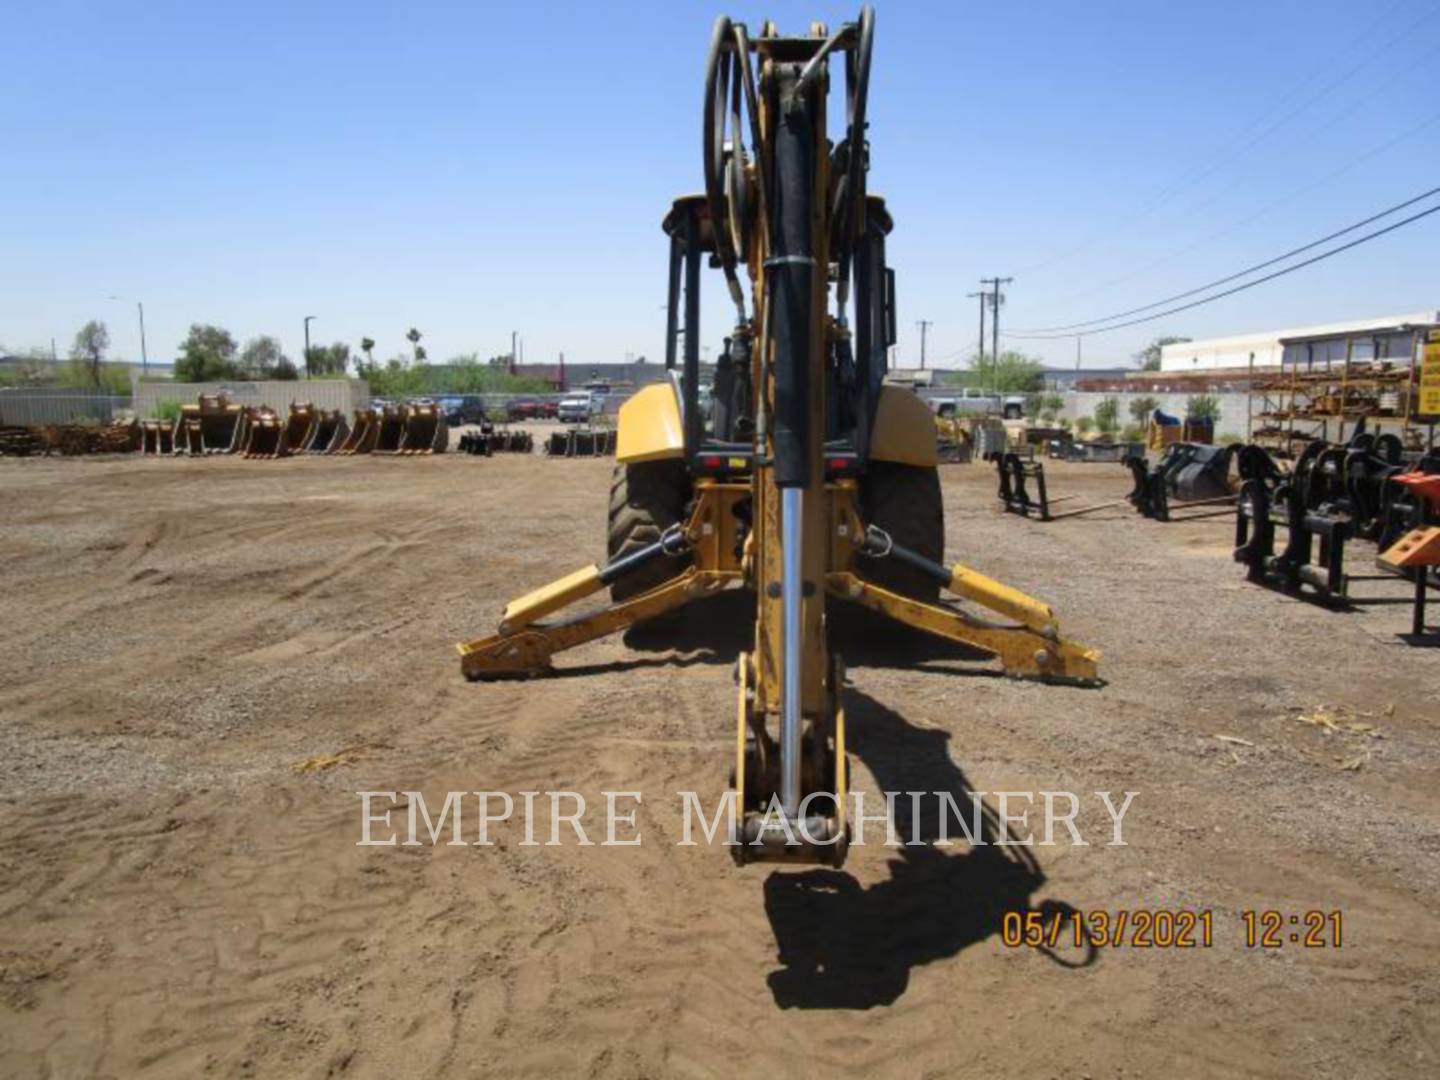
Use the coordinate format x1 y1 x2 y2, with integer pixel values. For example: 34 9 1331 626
1159 311 1439 373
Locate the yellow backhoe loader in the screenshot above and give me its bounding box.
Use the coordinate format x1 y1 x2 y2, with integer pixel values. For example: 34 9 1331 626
458 8 1098 866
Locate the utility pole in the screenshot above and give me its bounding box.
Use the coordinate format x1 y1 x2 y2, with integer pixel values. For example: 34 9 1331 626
510 330 517 375
980 276 1012 398
915 319 933 369
303 315 316 379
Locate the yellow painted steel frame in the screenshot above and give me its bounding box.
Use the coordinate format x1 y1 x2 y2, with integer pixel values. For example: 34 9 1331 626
458 482 744 679
458 475 1098 684
827 573 1098 681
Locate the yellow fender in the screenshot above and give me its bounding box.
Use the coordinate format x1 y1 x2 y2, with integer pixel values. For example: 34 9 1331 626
869 385 939 467
617 382 685 464
616 381 936 467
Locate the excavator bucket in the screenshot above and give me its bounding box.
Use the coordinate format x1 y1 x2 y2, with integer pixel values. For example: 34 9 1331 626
284 403 317 451
240 407 289 459
175 393 245 454
305 409 350 453
175 416 205 455
398 402 448 455
140 420 175 455
338 409 380 454
373 405 406 453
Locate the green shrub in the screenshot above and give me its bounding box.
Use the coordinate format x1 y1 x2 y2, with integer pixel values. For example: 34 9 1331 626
1094 397 1120 434
1187 394 1221 422
153 398 182 422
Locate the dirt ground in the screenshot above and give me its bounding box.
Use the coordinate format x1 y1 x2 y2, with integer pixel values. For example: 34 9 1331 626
1 451 1437 1079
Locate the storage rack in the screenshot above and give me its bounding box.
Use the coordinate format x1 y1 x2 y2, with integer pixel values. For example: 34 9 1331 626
1248 324 1437 458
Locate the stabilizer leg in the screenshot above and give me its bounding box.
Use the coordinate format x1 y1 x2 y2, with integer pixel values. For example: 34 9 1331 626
829 569 1099 683
458 568 728 679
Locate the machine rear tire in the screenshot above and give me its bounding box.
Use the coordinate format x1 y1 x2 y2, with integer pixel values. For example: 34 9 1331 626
858 462 945 602
607 459 692 602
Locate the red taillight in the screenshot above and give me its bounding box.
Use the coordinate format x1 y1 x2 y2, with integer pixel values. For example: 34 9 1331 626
699 455 723 470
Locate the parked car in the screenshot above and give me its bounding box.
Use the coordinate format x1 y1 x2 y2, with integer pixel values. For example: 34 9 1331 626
506 398 541 421
930 389 1025 420
439 395 487 425
557 392 602 424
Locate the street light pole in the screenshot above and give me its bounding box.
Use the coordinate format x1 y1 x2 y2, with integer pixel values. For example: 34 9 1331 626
510 330 517 375
107 294 149 375
137 302 148 374
303 315 316 379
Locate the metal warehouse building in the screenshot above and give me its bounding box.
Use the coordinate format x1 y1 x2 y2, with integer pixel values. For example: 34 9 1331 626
1159 310 1438 373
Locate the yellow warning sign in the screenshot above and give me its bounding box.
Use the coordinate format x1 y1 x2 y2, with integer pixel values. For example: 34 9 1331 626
1421 334 1440 417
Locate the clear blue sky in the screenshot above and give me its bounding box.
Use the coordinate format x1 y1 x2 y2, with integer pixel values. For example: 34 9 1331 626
2 0 1436 372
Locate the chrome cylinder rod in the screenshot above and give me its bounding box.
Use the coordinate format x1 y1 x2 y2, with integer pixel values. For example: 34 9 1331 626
780 486 804 818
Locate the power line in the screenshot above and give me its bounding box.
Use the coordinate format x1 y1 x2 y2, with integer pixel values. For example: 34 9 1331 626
1003 200 1440 340
1009 183 1440 334
1015 0 1439 278
1041 105 1440 310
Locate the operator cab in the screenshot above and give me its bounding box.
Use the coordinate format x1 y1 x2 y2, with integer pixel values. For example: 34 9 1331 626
660 192 897 480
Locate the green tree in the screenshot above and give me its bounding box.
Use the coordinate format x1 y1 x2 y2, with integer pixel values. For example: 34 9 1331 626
238 335 285 378
964 349 1044 393
69 320 110 387
360 337 376 368
1134 335 1190 371
273 356 299 380
406 327 423 365
175 324 239 382
304 341 351 377
57 359 129 394
1187 394 1221 422
1094 396 1120 434
1075 416 1095 435
1128 395 1159 425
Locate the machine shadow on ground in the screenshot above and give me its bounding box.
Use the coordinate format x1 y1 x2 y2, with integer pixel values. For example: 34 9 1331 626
762 689 1095 1010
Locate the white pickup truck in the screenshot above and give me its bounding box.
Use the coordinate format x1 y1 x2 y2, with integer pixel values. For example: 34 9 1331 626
557 392 604 424
929 389 1025 420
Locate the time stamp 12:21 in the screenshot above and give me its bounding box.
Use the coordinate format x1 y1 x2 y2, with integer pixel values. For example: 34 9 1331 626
1001 909 1344 949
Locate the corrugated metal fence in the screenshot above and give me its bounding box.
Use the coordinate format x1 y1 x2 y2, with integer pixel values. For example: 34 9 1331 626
0 389 131 426
129 379 371 419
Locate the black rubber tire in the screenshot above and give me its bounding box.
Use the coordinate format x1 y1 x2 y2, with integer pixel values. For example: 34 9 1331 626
606 459 692 602
857 461 945 601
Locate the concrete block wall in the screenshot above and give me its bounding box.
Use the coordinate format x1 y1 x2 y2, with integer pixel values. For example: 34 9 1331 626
1054 390 1252 437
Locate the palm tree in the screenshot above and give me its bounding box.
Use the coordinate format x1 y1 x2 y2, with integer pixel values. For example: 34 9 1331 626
360 337 376 369
405 327 422 365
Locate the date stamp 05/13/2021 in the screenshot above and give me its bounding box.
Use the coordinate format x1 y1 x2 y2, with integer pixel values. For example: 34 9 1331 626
1001 909 1344 950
